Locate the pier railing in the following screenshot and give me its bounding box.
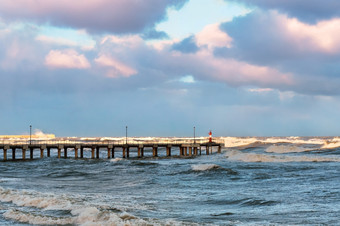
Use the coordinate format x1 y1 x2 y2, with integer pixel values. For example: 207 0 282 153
0 137 224 146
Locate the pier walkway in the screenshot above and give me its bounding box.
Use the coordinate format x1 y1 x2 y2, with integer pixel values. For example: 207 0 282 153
0 138 223 161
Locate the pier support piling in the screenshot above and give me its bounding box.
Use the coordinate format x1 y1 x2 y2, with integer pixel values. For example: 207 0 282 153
107 148 111 159
138 145 144 158
3 149 7 161
58 148 61 158
30 148 34 159
123 147 126 158
80 147 84 158
47 148 50 157
40 148 44 158
153 145 158 157
64 148 68 158
166 146 171 157
91 148 95 159
96 147 100 159
111 147 115 158
218 145 221 154
189 147 192 157
75 148 78 159
184 147 188 156
22 148 26 160
193 147 198 156
180 147 184 156
12 148 16 160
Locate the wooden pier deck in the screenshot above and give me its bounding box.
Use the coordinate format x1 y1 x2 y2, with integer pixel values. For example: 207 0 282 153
0 139 223 161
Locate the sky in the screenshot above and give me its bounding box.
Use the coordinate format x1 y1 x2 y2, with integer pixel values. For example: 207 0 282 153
1 0 340 137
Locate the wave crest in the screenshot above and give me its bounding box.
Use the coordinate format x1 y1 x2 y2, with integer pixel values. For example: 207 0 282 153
226 150 340 163
191 164 221 171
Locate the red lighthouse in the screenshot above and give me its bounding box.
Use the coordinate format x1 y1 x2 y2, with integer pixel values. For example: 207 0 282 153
209 130 212 143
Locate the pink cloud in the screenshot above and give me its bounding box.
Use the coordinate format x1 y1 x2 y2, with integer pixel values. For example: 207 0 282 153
284 16 340 54
191 50 294 87
95 54 137 77
195 23 232 49
45 49 90 69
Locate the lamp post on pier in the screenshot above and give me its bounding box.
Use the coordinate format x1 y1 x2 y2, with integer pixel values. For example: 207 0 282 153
125 126 128 144
194 126 196 144
29 125 32 145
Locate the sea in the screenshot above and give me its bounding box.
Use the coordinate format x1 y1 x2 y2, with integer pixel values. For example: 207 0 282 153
1 136 340 225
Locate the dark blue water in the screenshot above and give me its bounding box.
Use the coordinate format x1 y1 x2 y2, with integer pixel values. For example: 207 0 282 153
0 140 340 225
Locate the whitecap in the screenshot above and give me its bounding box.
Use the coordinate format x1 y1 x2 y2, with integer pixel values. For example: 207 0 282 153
265 145 311 154
225 150 340 163
191 164 220 171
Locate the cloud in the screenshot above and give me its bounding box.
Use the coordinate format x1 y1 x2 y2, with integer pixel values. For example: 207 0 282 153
172 35 199 53
196 23 232 49
95 54 137 77
141 28 169 40
220 10 340 62
0 0 188 34
216 9 340 95
248 88 274 93
45 49 90 69
235 0 340 23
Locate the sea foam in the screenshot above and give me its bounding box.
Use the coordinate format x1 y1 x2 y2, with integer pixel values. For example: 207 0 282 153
0 186 185 226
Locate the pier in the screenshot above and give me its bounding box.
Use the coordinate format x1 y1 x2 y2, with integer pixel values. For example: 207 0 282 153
0 138 223 161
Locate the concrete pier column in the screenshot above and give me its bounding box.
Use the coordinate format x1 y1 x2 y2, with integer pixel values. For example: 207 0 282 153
47 148 51 157
3 149 7 161
206 146 209 155
22 148 26 160
193 147 198 156
30 148 34 159
58 148 61 158
91 148 95 159
107 148 111 159
96 147 100 159
126 147 130 158
64 148 68 158
153 145 158 157
180 147 184 156
189 147 192 157
12 148 16 160
111 147 115 158
138 147 142 158
184 147 188 156
122 147 126 158
218 145 221 153
199 146 202 155
80 147 84 158
166 146 171 157
40 148 44 158
74 148 78 159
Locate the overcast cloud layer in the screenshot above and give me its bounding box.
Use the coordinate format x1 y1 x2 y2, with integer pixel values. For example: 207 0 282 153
1 0 340 136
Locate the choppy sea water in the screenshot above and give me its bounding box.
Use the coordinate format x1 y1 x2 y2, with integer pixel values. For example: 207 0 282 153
1 137 340 225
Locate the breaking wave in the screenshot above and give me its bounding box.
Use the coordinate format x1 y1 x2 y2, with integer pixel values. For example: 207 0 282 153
265 145 311 153
225 150 340 163
191 164 221 171
0 186 183 226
